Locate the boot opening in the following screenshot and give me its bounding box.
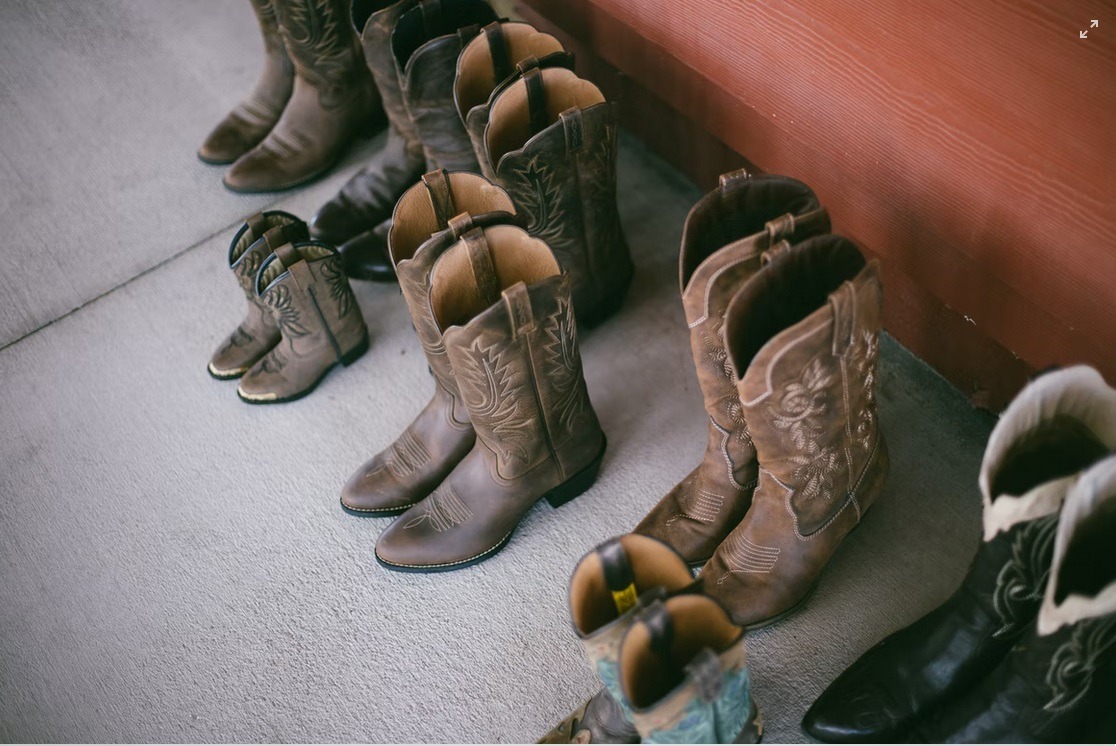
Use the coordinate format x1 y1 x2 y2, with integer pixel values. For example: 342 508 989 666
351 0 400 33
680 176 818 289
229 211 301 265
391 0 499 71
724 235 866 380
429 225 559 329
569 535 694 636
620 595 742 709
390 172 515 264
485 68 605 166
1055 476 1116 604
990 415 1109 500
455 23 565 115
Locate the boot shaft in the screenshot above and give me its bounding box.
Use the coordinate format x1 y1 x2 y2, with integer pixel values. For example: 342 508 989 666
353 0 421 135
620 595 758 744
485 67 631 322
430 224 602 482
274 0 370 110
454 21 572 178
726 234 884 537
391 0 498 170
389 170 517 422
256 240 366 359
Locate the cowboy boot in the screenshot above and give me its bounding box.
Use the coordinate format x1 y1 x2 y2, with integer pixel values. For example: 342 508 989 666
224 0 383 193
393 0 498 171
619 595 762 744
634 171 831 565
699 234 888 629
199 0 294 164
802 366 1116 743
309 0 427 283
540 535 698 744
341 169 517 515
238 240 369 403
454 21 571 179
485 67 632 326
374 224 606 571
912 451 1116 743
209 211 309 379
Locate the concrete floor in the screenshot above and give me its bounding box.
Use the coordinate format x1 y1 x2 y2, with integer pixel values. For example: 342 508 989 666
0 1 995 742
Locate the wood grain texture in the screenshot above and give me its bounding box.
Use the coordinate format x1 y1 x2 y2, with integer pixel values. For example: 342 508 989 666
517 0 1116 408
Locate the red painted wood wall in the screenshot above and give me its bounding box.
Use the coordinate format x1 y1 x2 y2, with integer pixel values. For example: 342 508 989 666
516 0 1116 410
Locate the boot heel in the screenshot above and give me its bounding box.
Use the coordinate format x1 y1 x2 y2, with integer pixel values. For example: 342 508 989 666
545 435 607 508
341 334 369 366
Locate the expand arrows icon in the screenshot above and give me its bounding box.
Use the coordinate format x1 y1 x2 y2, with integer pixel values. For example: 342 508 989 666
1081 19 1099 38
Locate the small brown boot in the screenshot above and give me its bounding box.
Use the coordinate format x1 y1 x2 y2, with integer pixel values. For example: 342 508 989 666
309 0 430 281
238 239 369 403
199 0 294 165
540 534 697 745
635 171 830 565
702 234 889 628
341 169 517 515
485 67 632 326
375 224 606 571
393 0 498 171
453 21 571 179
224 0 383 193
208 211 308 380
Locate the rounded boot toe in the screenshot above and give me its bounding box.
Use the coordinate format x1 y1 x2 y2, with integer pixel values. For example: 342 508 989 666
801 685 900 743
308 199 355 245
198 120 258 165
339 226 395 282
340 463 415 516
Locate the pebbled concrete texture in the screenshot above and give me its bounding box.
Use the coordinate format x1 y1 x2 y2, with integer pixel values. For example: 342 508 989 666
0 1 995 743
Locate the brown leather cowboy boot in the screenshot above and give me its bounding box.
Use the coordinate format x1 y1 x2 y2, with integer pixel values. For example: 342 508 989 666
238 239 369 403
393 0 498 171
454 21 571 179
702 234 889 628
484 67 632 326
209 211 309 380
309 0 430 282
634 171 831 565
199 0 294 165
374 224 606 571
341 170 517 515
224 0 383 193
540 534 697 745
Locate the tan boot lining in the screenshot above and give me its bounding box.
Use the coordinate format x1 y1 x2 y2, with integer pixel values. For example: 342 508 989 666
620 595 741 709
455 23 565 115
569 535 696 636
390 173 515 265
485 68 605 167
431 225 559 329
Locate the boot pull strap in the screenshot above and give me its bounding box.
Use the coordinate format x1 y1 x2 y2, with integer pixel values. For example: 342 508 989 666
685 648 724 703
272 241 301 271
718 168 750 190
828 280 859 357
462 227 501 307
418 0 442 34
560 108 585 153
244 212 268 239
761 239 793 267
596 538 637 615
447 212 476 240
502 281 535 338
764 212 797 243
421 169 457 230
641 600 675 660
523 67 549 135
482 21 512 81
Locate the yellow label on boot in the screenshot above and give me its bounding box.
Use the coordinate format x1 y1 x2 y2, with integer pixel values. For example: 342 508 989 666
611 583 638 615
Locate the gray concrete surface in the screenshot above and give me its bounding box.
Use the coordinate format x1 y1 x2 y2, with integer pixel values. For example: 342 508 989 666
0 1 994 742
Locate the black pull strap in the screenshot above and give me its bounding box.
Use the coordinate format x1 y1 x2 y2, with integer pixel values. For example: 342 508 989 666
483 21 512 81
597 538 637 614
421 169 457 230
642 600 675 659
523 67 549 135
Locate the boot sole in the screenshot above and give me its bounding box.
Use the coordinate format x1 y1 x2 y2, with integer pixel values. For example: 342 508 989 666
338 499 416 518
236 334 369 405
374 436 608 574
